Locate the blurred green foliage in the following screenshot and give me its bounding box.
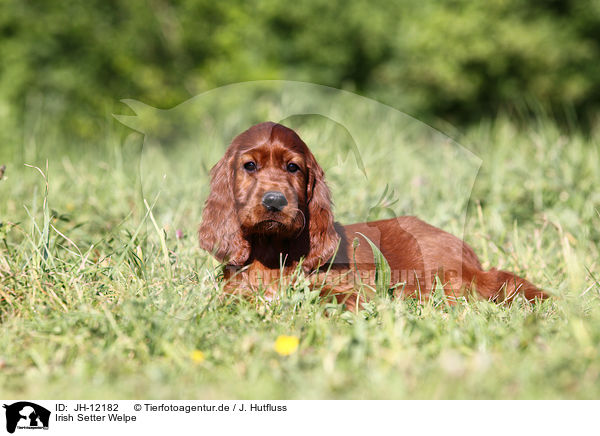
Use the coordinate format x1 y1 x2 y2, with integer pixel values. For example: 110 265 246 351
1 0 600 141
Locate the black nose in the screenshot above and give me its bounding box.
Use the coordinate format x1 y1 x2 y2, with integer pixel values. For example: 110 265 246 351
262 191 288 212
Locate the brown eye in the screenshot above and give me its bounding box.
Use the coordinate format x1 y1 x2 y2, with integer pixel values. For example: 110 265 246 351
287 163 300 173
243 161 257 172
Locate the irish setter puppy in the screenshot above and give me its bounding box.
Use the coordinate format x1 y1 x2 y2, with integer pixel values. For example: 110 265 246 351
198 122 547 309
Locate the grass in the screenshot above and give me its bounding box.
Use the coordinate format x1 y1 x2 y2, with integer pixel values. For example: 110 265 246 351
0 108 599 399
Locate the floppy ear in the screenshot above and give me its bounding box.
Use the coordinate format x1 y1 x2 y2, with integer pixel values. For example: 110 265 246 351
303 151 341 270
198 150 250 265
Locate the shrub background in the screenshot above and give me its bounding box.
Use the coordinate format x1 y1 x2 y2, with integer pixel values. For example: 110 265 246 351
2 0 600 142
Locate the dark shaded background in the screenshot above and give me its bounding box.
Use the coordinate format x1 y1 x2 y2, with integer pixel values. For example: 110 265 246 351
1 0 599 142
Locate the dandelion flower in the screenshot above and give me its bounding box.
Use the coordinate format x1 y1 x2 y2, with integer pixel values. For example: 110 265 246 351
274 335 299 356
190 350 205 363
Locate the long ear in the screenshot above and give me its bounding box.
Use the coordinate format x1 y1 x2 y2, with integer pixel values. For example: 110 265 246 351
198 151 250 265
303 152 341 270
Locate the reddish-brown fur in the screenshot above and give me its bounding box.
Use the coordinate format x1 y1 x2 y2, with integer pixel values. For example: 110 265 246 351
199 122 547 309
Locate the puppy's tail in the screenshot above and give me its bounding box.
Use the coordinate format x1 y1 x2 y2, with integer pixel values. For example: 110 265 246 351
474 268 548 303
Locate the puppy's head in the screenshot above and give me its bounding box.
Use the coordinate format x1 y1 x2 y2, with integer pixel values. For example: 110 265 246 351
199 122 339 269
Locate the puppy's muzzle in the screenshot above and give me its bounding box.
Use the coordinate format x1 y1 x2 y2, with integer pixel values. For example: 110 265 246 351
262 191 288 212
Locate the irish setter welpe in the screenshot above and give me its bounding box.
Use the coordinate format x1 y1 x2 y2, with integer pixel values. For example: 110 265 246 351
199 122 547 309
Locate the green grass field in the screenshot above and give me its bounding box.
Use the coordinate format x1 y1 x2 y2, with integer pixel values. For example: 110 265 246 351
1 110 599 399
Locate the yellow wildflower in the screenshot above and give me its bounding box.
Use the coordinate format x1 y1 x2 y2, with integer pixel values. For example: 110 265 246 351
190 350 205 363
274 335 299 356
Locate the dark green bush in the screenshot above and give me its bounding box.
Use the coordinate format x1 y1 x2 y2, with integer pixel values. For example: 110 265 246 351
1 0 599 141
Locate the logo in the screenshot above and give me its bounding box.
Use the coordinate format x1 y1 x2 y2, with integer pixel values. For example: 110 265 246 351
3 402 50 434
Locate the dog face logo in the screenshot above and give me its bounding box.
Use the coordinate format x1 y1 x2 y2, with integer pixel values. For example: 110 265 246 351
3 402 50 433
